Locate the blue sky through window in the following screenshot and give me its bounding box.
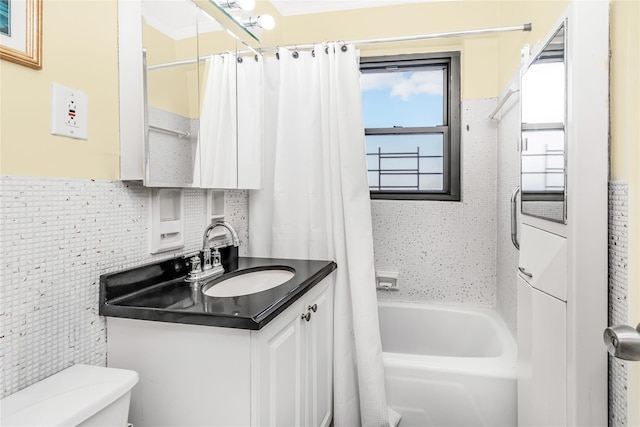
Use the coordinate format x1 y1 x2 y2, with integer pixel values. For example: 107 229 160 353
361 68 446 191
361 69 444 128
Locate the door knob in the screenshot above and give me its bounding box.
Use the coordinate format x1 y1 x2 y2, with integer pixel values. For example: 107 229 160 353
604 323 640 361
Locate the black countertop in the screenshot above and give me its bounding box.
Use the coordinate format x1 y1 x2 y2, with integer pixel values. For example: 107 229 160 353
100 256 336 330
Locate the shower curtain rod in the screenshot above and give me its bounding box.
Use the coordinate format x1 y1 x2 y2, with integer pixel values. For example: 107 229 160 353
148 23 531 70
259 23 532 52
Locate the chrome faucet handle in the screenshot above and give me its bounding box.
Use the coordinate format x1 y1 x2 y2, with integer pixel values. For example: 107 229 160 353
212 248 222 267
202 248 212 271
189 256 202 275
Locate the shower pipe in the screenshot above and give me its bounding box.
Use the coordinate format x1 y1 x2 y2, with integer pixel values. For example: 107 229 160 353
148 23 532 70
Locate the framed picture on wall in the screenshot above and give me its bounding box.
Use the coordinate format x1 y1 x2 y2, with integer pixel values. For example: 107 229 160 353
0 0 42 69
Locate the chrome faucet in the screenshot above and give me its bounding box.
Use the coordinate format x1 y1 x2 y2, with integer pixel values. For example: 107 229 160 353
187 221 239 283
202 220 240 251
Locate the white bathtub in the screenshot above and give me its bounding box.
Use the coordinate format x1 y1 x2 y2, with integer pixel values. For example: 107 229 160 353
378 302 517 427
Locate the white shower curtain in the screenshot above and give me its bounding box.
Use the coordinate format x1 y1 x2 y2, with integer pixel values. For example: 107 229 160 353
249 44 400 427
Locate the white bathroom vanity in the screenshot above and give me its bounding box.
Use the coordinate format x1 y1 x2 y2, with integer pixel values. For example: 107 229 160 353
102 255 335 427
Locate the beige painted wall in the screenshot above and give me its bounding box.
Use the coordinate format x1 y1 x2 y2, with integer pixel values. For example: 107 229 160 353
0 0 120 179
496 0 570 91
259 1 503 100
254 0 567 99
609 1 640 424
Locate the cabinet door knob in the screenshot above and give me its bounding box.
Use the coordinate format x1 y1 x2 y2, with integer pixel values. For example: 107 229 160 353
301 312 311 322
308 304 317 313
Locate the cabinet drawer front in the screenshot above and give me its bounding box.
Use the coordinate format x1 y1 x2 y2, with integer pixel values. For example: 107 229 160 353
519 224 567 301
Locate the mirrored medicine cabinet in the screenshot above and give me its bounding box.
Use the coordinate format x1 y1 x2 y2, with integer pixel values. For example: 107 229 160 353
118 0 263 189
520 22 567 223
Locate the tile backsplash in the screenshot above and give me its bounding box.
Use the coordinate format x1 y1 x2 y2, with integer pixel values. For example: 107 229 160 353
0 176 248 398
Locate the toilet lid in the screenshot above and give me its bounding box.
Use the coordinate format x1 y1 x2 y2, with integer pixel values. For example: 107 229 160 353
1 364 138 426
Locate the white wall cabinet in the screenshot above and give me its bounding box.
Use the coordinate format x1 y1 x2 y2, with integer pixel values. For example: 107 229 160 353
107 276 333 427
117 0 263 189
516 2 609 425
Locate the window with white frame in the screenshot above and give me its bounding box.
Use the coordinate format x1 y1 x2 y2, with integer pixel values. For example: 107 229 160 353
360 52 461 201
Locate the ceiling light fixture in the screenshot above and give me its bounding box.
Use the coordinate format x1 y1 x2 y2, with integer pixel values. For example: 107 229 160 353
218 0 255 12
242 14 275 31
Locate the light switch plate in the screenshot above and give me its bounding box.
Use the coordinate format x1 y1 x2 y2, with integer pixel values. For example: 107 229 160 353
51 83 88 140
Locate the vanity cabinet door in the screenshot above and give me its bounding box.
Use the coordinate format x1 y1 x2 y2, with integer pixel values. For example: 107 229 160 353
251 276 334 427
252 298 306 427
304 279 333 427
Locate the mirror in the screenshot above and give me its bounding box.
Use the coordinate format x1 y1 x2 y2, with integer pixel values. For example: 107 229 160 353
142 0 200 187
195 5 263 189
520 22 566 223
137 0 263 189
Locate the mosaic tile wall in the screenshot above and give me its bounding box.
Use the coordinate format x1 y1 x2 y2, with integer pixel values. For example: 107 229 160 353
495 88 521 338
608 181 628 427
372 99 497 307
0 176 248 398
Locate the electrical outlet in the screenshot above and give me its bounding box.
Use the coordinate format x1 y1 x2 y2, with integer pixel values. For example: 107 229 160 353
64 96 78 127
51 83 88 140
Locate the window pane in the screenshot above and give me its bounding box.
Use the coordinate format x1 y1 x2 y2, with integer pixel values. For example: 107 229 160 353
420 157 443 174
368 171 379 188
380 173 419 190
361 68 444 128
420 174 443 191
380 157 418 171
366 134 443 155
366 134 444 192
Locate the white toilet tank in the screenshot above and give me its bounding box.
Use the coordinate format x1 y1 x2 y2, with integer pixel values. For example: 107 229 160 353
1 364 138 427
